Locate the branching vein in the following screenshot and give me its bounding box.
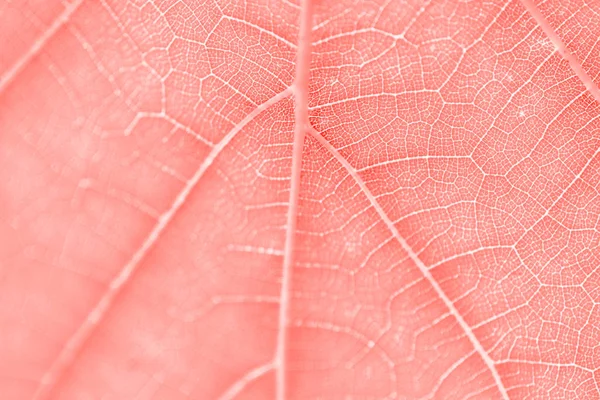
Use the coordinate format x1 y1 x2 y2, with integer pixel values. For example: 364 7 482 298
308 125 511 400
519 0 600 105
31 87 292 400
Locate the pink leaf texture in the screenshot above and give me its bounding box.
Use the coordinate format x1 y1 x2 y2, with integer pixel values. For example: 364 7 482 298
1 0 600 398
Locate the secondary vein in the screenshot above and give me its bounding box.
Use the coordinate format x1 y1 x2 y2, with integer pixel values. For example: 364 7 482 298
307 125 511 400
519 0 600 105
31 87 292 400
0 0 83 95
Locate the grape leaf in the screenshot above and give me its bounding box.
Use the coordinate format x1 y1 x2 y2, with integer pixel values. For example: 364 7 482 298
1 0 600 399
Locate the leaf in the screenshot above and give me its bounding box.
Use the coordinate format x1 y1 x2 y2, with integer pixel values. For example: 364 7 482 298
1 0 600 399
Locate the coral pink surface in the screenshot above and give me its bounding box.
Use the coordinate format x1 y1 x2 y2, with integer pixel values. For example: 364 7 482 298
2 0 600 399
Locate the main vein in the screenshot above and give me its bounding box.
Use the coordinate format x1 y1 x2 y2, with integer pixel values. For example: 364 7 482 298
275 1 313 399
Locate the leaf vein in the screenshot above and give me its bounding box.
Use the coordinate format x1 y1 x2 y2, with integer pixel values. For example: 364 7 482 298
308 125 511 400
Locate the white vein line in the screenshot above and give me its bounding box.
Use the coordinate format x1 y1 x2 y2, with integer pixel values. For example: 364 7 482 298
0 0 84 94
308 126 510 400
216 363 274 400
519 0 600 105
426 349 477 400
30 87 292 400
274 1 312 399
513 145 600 248
223 16 298 49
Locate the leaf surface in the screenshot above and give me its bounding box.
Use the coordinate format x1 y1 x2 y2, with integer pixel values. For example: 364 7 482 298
1 0 600 399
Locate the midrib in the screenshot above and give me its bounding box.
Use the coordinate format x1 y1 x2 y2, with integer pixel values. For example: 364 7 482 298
275 0 314 398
